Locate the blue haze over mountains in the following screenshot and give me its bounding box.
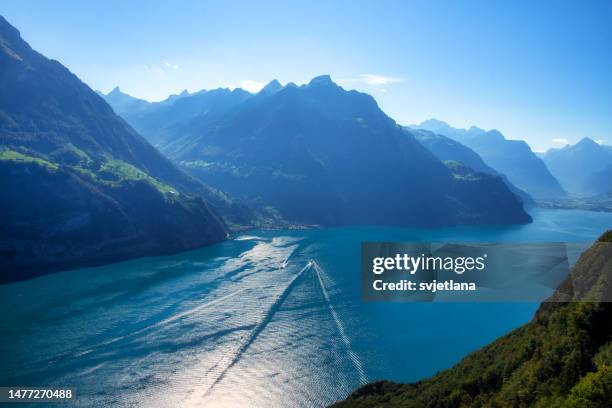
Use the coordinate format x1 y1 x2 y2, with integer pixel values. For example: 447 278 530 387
103 75 531 227
108 79 609 207
100 86 252 148
105 81 612 204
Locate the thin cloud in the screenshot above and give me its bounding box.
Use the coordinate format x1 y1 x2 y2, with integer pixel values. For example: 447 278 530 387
240 80 266 93
552 138 569 144
144 64 163 73
338 74 405 88
144 63 178 73
359 74 404 86
595 139 604 145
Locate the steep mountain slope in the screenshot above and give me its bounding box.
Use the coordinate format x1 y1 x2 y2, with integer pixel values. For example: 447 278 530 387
411 129 534 206
333 231 612 408
544 138 612 196
103 86 252 147
414 119 566 199
159 76 531 227
0 16 227 282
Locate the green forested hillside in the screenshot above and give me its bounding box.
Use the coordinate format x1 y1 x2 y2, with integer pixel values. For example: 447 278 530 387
0 16 229 282
333 231 612 408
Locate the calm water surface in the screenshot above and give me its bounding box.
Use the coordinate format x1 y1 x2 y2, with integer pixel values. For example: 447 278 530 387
1 209 611 407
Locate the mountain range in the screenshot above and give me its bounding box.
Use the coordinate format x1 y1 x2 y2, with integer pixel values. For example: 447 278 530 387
0 16 228 282
413 119 566 199
543 137 612 196
106 76 532 227
333 230 612 407
100 86 252 147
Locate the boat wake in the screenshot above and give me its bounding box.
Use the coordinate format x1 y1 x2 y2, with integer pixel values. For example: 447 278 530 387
184 262 314 405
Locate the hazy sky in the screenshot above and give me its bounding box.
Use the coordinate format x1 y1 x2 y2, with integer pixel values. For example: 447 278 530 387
2 0 611 151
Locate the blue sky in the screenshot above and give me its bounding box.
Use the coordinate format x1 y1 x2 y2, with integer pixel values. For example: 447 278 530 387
2 0 611 151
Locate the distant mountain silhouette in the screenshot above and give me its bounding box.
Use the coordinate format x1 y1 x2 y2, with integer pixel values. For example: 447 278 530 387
102 86 150 115
146 75 531 227
103 86 252 147
257 79 283 95
414 119 566 199
411 128 534 206
0 16 228 282
543 137 612 196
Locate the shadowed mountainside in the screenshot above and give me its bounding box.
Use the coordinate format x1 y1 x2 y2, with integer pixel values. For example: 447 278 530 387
411 128 535 206
110 76 532 227
0 16 228 282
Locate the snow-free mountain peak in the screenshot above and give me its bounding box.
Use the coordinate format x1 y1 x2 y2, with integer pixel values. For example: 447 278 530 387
308 74 337 87
575 136 600 148
258 79 283 95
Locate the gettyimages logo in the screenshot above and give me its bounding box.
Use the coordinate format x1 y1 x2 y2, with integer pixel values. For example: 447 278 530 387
372 253 487 275
360 242 607 302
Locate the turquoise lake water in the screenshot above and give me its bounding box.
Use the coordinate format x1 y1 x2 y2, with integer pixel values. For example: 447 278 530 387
1 208 611 407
